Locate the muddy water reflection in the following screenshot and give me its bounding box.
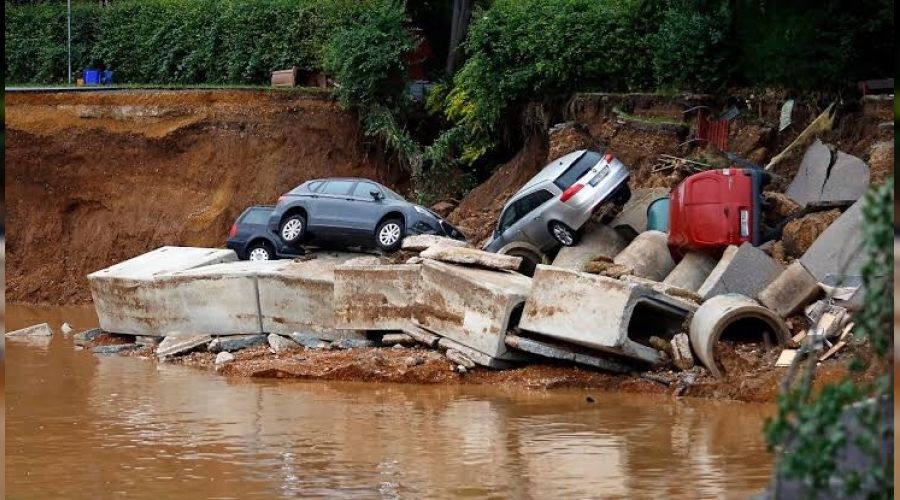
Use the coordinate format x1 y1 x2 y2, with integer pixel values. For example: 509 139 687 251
7 305 774 499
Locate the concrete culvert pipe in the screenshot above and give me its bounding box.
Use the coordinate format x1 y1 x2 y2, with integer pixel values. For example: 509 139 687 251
689 294 789 378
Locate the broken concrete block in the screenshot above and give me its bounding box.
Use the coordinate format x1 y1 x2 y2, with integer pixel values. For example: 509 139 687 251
73 328 103 346
89 246 238 335
61 323 74 335
215 351 235 365
697 243 784 300
333 264 421 331
92 343 139 355
290 332 325 348
413 259 531 363
156 333 212 358
136 335 163 347
403 322 441 348
208 334 267 353
401 234 468 251
758 261 821 317
689 294 788 378
444 349 476 369
505 333 632 373
6 323 53 337
267 334 299 353
520 265 697 365
381 333 415 346
613 230 675 281
785 140 869 207
610 187 671 237
800 200 865 282
663 252 718 292
420 246 522 271
775 349 797 367
256 253 365 340
437 337 518 369
584 260 632 278
670 333 694 371
551 223 627 271
330 338 380 349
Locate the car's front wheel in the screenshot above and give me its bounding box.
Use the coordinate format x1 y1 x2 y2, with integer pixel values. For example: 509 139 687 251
279 214 306 246
549 220 580 247
247 242 274 261
375 218 404 252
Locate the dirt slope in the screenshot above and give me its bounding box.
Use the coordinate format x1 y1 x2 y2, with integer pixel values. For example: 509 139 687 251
6 89 402 304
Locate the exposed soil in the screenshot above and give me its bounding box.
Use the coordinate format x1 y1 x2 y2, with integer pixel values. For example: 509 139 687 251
94 333 879 403
6 89 403 304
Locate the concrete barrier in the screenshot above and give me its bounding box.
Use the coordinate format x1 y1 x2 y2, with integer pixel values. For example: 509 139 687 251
519 265 697 365
689 294 789 377
663 251 718 292
333 263 422 331
413 259 532 365
758 261 822 317
697 243 784 300
551 223 628 271
88 247 238 335
613 230 675 282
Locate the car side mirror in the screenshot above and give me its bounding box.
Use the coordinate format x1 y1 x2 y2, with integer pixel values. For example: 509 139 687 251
370 191 383 200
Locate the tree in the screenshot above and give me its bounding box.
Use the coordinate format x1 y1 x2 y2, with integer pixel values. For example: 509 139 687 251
445 0 473 75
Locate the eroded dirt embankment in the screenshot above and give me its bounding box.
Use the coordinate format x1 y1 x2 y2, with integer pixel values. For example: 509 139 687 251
6 89 403 304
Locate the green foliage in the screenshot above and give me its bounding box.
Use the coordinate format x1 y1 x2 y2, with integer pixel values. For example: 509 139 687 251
650 1 732 90
765 178 894 498
5 0 369 84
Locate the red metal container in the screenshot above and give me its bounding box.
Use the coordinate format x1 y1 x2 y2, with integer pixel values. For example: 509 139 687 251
667 168 770 258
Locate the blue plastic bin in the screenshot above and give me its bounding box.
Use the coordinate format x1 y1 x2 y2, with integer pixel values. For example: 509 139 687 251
102 70 114 85
83 69 101 85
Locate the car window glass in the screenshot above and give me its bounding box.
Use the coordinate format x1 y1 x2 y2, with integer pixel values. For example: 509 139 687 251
554 151 601 189
321 180 354 196
241 208 271 225
308 181 323 192
352 182 381 198
381 185 405 201
499 205 519 232
500 190 554 232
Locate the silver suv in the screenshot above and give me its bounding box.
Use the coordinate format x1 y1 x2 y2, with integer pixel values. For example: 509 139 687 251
483 150 630 253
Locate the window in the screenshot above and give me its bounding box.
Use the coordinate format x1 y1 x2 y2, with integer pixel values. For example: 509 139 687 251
554 151 601 189
498 190 553 232
352 181 382 198
307 181 323 193
241 207 271 225
320 180 354 196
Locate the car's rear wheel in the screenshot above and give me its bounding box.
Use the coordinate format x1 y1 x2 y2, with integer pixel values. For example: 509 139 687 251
247 242 274 261
279 214 306 246
375 218 404 252
550 220 580 247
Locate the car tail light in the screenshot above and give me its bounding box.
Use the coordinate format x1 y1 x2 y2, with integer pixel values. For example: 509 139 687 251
739 209 749 238
228 224 238 238
604 153 615 163
560 183 585 202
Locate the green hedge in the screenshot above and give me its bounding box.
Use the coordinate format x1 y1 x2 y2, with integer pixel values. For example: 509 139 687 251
5 0 376 84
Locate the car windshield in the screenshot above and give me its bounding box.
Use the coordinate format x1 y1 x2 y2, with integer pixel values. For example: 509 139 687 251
553 151 601 189
380 185 406 201
241 207 271 225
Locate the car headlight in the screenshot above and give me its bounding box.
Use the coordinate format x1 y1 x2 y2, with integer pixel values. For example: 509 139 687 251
413 205 433 217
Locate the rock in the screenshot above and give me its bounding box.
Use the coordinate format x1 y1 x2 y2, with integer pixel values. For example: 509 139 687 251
381 333 415 346
156 333 212 358
330 338 380 349
215 351 235 365
770 241 787 265
763 192 801 219
267 334 299 353
135 335 163 347
290 332 325 348
420 246 521 271
547 122 593 162
868 140 892 185
208 334 267 353
584 260 632 278
670 333 694 371
445 349 476 369
430 201 456 218
92 343 139 355
649 336 672 354
6 323 53 337
404 355 425 367
457 365 468 374
781 209 841 257
405 256 423 264
61 323 74 335
73 328 104 346
401 234 468 252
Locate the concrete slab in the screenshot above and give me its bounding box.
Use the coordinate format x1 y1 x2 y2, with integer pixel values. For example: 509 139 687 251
156 333 212 358
413 259 532 363
505 333 633 373
613 230 675 281
663 251 718 292
419 246 522 271
821 151 869 204
551 223 628 271
401 234 468 251
610 187 671 237
758 261 822 317
697 243 784 300
800 200 865 281
785 140 869 207
88 247 239 335
208 334 267 353
437 337 518 369
333 264 421 331
519 265 697 365
6 323 53 337
785 139 832 207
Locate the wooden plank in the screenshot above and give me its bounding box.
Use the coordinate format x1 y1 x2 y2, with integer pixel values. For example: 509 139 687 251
775 349 798 367
819 340 848 361
791 330 807 343
839 322 854 341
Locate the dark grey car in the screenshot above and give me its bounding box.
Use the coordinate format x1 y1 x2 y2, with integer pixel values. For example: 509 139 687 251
268 178 465 252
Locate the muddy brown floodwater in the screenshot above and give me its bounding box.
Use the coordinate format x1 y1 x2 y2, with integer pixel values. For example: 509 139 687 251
7 305 776 498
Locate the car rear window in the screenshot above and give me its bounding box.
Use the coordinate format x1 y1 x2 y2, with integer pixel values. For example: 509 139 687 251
553 151 602 189
307 181 324 193
241 208 271 225
321 180 354 195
